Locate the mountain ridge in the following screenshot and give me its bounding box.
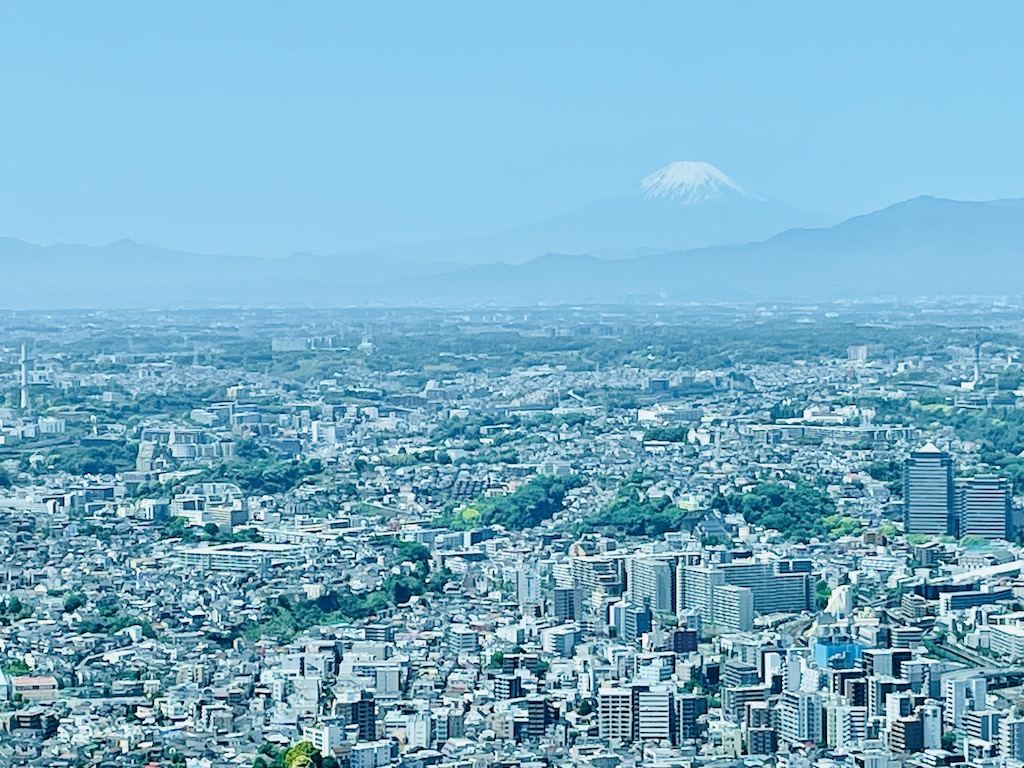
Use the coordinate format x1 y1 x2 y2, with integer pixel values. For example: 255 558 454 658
2 194 1023 308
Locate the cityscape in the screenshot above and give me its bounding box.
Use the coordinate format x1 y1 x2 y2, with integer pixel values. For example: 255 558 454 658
4 4 1024 768
2 303 1024 767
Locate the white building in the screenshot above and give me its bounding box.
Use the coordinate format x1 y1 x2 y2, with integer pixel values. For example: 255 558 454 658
597 686 633 743
779 690 822 745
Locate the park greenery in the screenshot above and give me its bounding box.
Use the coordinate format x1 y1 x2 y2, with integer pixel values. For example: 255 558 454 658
2 658 30 675
158 516 264 544
72 595 157 638
42 440 138 476
449 474 584 530
589 474 693 536
243 589 389 642
199 455 324 496
714 482 861 543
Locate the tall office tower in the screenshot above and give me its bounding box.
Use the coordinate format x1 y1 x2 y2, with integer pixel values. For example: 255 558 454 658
517 568 541 606
904 444 955 535
957 475 1012 539
331 690 377 742
919 704 942 750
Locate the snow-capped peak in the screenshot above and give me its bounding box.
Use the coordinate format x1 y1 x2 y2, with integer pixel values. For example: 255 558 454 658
640 161 745 205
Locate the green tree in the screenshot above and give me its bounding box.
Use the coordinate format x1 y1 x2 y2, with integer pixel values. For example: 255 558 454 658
63 592 87 613
284 741 318 768
815 579 832 610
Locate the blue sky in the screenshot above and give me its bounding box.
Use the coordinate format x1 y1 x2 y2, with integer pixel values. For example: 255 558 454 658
1 2 1022 257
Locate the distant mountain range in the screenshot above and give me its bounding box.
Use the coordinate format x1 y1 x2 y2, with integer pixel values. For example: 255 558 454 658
376 195 1024 304
342 161 829 264
2 175 1024 308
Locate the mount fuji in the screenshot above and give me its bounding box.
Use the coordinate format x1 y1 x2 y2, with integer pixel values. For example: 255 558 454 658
639 160 748 205
342 161 830 265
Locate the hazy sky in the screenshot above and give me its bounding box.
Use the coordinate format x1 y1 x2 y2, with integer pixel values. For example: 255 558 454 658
2 2 1023 257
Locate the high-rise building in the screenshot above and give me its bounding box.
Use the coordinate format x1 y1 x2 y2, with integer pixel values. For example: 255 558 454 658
635 687 674 743
629 557 676 614
609 600 651 643
861 648 913 678
597 686 634 743
902 658 943 699
712 585 754 632
679 561 802 624
712 559 813 614
890 717 924 754
965 709 1002 744
748 727 778 755
904 444 955 535
999 716 1024 760
597 685 678 745
571 554 625 598
680 565 724 623
920 703 942 749
722 685 770 723
868 677 910 719
552 586 581 621
447 625 480 655
517 568 541 606
824 702 867 749
494 674 522 700
944 676 986 728
330 690 377 742
525 695 554 741
676 693 707 741
957 475 1012 540
779 690 822 745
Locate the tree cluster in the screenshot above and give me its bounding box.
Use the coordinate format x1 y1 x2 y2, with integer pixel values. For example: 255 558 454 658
469 474 584 531
590 474 690 536
714 482 843 542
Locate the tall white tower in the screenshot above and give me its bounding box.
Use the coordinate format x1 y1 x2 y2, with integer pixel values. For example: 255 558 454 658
19 343 28 411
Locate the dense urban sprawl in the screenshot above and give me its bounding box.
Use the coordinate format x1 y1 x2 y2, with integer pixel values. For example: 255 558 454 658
3 303 1024 768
